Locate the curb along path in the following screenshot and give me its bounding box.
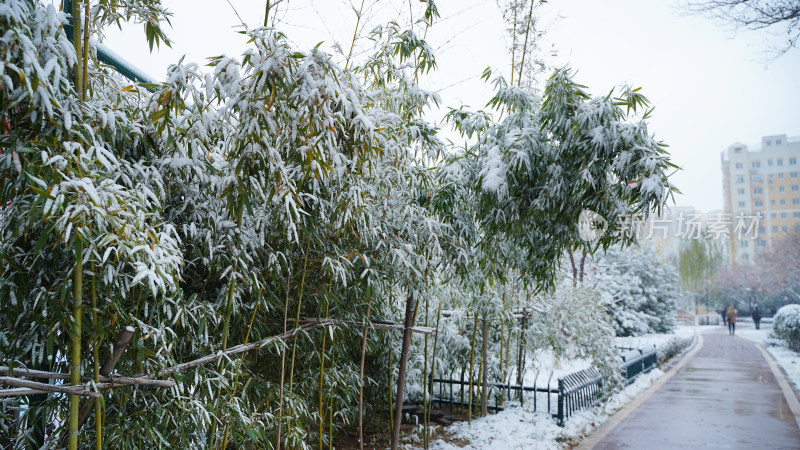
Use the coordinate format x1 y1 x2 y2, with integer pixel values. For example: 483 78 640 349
584 328 800 449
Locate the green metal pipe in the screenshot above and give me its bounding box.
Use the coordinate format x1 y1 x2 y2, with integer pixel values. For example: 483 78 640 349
63 1 158 85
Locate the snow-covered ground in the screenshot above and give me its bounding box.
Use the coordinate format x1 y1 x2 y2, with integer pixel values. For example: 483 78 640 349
426 326 696 449
736 323 800 398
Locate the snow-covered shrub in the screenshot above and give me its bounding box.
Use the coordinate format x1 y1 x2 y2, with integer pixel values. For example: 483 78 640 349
528 285 621 388
772 304 800 352
587 245 679 337
657 336 693 365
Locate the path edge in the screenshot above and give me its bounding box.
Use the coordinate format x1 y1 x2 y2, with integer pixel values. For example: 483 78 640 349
575 331 704 450
755 343 800 429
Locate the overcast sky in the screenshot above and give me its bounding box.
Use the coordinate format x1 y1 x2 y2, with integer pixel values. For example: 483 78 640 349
97 0 800 212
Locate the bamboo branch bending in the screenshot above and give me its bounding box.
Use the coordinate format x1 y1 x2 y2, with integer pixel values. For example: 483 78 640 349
0 377 100 398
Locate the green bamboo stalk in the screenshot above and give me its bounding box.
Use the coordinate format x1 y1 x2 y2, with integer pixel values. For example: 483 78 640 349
516 0 536 86
71 0 82 96
327 331 336 450
358 296 374 450
425 300 442 432
91 261 101 450
344 0 366 70
467 313 478 424
318 280 331 450
221 279 236 351
69 238 83 450
510 5 518 86
276 268 291 450
221 298 260 448
81 1 89 101
288 244 311 393
387 344 393 438
263 0 271 27
422 295 429 449
480 317 490 417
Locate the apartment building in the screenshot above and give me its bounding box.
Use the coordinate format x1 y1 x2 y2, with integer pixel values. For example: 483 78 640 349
721 134 800 264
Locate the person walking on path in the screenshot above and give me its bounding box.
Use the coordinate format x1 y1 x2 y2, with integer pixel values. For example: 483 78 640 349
720 308 727 326
752 305 762 330
726 306 737 336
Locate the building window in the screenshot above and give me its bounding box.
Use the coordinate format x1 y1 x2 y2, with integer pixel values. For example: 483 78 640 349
737 188 744 195
755 200 763 207
779 173 784 179
778 159 784 166
735 162 743 169
743 253 749 260
768 160 773 166
741 240 749 247
736 175 744 183
793 185 799 192
792 172 799 178
758 226 766 234
782 226 788 232
766 140 772 146
771 200 776 205
771 212 776 217
772 226 778 232
752 161 761 168
780 199 786 205
738 201 745 207
781 212 787 218
753 174 763 181
759 240 767 247
754 187 763 194
795 212 800 218
791 158 797 165
777 139 782 145
794 198 800 205
779 186 785 192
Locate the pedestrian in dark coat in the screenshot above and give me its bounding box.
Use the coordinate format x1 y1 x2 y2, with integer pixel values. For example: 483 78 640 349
726 306 737 336
751 306 762 330
720 308 727 326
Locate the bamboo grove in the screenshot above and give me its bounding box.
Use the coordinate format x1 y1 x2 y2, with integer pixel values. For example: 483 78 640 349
0 1 678 448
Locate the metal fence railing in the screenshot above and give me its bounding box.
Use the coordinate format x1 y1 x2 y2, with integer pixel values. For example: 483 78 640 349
620 346 658 385
556 367 604 425
432 345 659 426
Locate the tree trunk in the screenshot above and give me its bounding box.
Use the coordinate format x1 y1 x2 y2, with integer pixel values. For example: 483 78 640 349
568 249 577 286
480 318 490 417
390 293 415 450
579 250 587 284
516 313 527 392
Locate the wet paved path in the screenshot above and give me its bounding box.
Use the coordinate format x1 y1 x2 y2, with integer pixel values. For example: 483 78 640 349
591 327 800 449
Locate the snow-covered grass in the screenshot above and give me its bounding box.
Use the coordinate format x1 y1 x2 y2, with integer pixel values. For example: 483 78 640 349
427 369 666 450
615 325 695 350
426 327 695 449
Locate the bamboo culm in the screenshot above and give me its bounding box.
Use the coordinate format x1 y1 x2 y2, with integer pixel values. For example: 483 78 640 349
467 313 478 424
69 238 83 450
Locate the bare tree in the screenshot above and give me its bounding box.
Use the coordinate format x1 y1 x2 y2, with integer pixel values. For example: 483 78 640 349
684 0 800 55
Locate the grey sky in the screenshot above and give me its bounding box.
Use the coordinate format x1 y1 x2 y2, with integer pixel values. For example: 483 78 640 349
100 0 800 212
